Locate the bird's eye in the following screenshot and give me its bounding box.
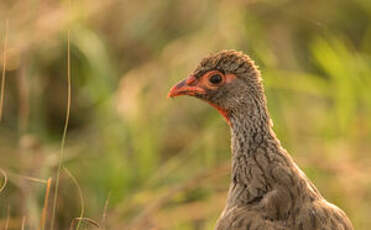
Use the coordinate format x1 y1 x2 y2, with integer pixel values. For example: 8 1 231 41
209 74 222 84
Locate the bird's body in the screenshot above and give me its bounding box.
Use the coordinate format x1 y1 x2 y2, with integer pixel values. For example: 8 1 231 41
168 50 353 230
216 119 351 230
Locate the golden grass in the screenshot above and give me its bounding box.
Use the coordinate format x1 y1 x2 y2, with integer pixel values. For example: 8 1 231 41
39 177 52 230
0 168 7 193
0 19 8 122
8 172 48 184
51 25 72 230
21 216 26 230
69 217 100 230
101 192 111 230
63 167 85 230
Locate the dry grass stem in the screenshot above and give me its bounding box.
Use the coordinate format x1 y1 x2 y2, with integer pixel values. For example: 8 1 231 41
21 216 26 230
63 167 84 230
0 19 8 122
8 172 48 184
101 192 111 230
69 217 100 230
39 177 52 230
51 27 72 230
0 168 8 193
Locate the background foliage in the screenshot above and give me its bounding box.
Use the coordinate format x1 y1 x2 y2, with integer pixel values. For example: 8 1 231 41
0 0 370 229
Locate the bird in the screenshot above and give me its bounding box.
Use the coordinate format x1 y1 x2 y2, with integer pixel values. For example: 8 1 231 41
168 50 353 230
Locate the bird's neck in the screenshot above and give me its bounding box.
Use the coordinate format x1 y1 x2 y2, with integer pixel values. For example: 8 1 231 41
229 108 278 182
226 105 285 206
225 106 321 209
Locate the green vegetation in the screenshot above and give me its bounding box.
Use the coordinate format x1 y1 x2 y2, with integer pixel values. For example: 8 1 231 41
0 0 370 229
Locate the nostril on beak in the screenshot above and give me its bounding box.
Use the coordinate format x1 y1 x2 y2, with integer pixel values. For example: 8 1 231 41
175 80 186 89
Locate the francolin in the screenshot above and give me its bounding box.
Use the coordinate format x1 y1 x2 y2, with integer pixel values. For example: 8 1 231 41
168 50 353 230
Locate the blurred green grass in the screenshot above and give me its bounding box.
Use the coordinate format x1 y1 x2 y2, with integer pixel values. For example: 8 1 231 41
0 0 370 229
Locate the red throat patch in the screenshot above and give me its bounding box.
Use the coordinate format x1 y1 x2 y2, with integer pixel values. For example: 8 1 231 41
207 102 231 126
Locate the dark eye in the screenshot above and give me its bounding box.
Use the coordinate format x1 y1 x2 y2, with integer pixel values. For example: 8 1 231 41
209 74 222 84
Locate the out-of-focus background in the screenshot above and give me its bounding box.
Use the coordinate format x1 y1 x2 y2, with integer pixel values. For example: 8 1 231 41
0 0 370 229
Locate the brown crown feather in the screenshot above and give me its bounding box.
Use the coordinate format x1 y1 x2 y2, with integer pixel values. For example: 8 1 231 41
193 50 261 81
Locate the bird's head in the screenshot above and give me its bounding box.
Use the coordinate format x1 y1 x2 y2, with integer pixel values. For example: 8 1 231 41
168 50 266 126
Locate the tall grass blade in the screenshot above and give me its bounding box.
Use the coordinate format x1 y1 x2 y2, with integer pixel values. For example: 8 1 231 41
51 27 72 230
21 216 26 230
39 177 52 230
0 168 7 193
63 167 84 230
0 19 8 122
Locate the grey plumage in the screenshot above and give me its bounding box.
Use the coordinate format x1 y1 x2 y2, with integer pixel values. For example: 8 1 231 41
170 50 353 230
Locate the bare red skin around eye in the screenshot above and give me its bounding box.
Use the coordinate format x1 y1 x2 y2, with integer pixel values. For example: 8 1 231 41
200 72 235 126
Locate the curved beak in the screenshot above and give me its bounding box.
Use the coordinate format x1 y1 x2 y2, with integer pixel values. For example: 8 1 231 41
168 75 206 98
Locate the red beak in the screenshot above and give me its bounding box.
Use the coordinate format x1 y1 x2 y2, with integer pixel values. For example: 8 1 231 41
168 75 206 98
